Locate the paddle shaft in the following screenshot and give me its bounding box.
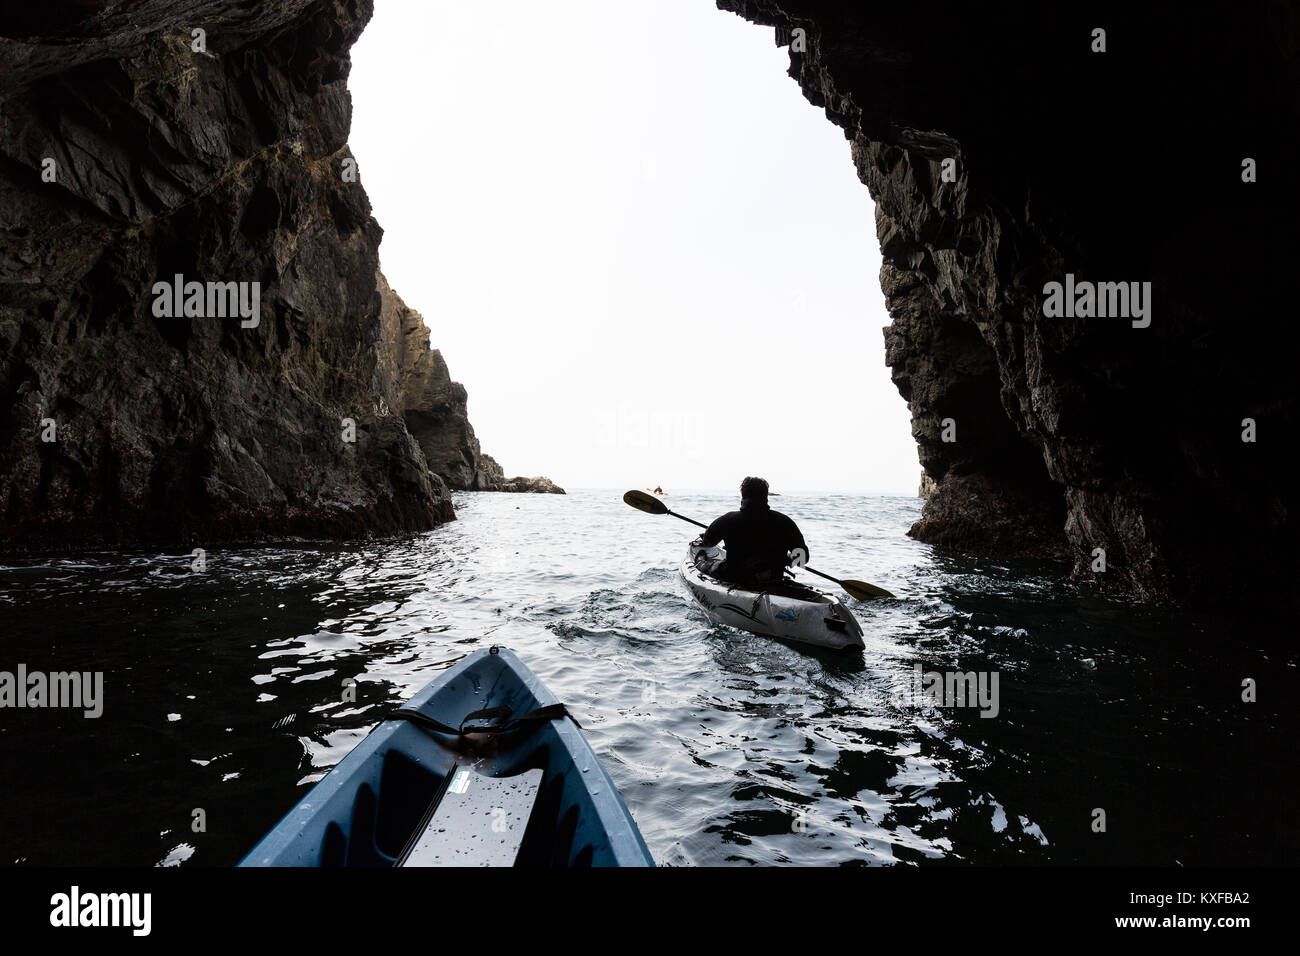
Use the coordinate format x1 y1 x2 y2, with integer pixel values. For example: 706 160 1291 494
801 565 849 589
665 509 707 531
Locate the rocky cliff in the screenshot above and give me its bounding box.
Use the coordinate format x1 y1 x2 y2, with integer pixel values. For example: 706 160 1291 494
917 470 936 500
0 1 552 549
375 276 565 494
720 0 1299 605
496 471 565 495
375 273 501 492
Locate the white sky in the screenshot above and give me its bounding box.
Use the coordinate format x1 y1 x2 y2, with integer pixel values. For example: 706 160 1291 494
348 0 918 495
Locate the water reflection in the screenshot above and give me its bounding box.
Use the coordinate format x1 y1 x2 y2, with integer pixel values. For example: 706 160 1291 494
0 490 1292 865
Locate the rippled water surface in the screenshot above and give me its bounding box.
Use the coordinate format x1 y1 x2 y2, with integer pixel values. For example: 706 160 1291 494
0 490 1293 865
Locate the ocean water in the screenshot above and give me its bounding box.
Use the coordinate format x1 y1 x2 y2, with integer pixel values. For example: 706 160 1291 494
0 489 1292 866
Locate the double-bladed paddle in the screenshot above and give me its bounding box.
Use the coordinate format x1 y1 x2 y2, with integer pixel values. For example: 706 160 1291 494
622 489 895 601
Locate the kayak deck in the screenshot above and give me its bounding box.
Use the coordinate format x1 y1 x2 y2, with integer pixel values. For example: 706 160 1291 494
240 647 654 867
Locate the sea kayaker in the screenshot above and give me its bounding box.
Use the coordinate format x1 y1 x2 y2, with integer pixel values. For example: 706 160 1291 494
693 476 808 585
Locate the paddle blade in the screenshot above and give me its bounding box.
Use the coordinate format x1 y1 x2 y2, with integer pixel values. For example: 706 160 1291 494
623 489 668 515
841 579 895 601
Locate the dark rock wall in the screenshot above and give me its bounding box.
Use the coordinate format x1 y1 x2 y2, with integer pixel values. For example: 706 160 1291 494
0 0 465 546
719 0 1299 604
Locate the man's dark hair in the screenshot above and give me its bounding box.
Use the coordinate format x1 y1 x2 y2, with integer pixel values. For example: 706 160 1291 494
740 476 769 502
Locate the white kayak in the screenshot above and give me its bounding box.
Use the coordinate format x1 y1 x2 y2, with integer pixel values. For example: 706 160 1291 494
679 545 865 651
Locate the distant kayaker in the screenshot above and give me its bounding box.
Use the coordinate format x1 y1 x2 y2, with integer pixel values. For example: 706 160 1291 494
654 485 664 494
693 477 808 585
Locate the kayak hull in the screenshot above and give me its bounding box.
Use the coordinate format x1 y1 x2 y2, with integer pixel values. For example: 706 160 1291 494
679 545 866 651
239 647 654 867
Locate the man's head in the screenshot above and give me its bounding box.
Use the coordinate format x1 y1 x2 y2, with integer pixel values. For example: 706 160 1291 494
740 476 769 505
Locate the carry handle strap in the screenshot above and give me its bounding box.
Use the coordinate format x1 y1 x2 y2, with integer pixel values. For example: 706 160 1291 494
389 701 581 739
458 705 513 732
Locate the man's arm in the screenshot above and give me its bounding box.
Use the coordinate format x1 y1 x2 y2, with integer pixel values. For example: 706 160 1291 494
784 515 809 564
698 513 730 548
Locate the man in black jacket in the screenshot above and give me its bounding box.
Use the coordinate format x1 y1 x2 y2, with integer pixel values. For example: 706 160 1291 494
693 476 808 585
